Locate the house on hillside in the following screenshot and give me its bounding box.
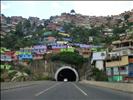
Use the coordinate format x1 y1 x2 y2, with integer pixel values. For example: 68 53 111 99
105 39 133 82
32 45 47 60
0 48 17 62
18 47 33 60
61 47 75 53
47 23 61 31
33 45 47 54
41 36 56 45
56 41 68 45
74 44 92 58
103 28 113 37
91 51 107 70
51 44 68 54
58 32 70 37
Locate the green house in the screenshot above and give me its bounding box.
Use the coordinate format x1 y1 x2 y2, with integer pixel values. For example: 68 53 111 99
43 31 54 36
61 48 75 52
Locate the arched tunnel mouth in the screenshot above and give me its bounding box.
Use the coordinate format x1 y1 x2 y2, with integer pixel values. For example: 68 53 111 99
57 69 76 81
55 67 79 82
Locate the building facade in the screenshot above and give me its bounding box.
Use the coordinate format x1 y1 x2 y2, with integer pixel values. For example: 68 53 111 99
105 39 133 82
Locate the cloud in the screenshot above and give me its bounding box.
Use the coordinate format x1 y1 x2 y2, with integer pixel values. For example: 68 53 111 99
73 1 133 16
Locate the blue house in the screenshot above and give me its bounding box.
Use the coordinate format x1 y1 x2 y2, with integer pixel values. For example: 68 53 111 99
18 47 33 60
18 54 33 60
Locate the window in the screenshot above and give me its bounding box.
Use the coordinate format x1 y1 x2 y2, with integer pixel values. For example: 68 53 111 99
131 50 133 54
119 67 126 71
129 55 133 58
19 55 22 57
101 53 105 56
122 50 128 55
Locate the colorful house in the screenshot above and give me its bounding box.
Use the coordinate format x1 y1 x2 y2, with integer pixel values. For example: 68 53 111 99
76 48 92 58
33 54 44 60
106 54 133 82
4 51 18 61
33 45 47 54
1 54 12 62
32 45 47 60
52 44 68 54
43 31 54 36
18 47 33 60
0 48 16 61
62 38 72 42
105 39 133 82
58 32 70 37
91 51 107 70
56 41 68 45
61 47 75 52
42 36 56 45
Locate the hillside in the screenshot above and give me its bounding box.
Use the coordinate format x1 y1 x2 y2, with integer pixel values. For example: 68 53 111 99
1 9 133 50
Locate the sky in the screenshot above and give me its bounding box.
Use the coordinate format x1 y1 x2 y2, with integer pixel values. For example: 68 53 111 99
1 1 133 19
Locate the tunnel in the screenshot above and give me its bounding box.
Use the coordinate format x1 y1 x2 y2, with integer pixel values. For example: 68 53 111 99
55 66 79 82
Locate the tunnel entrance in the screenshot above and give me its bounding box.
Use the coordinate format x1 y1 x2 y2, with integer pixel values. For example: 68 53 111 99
57 69 76 81
55 66 79 82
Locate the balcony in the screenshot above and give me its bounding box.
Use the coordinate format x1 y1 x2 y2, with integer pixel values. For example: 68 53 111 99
106 56 129 67
112 46 133 51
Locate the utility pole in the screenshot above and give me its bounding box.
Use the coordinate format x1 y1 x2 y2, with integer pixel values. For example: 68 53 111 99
118 41 121 82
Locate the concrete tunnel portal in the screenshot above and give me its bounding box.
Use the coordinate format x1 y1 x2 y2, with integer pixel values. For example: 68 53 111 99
55 66 79 82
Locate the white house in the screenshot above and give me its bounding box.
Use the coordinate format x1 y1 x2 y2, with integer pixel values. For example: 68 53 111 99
91 51 107 70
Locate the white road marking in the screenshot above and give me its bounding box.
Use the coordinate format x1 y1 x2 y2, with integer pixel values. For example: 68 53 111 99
72 83 88 96
35 82 61 96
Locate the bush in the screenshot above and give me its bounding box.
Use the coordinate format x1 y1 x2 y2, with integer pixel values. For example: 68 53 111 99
91 67 108 81
23 68 32 75
51 52 86 68
0 77 4 82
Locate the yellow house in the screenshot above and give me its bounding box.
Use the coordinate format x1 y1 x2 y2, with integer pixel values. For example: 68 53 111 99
106 56 129 68
58 32 70 37
57 41 68 44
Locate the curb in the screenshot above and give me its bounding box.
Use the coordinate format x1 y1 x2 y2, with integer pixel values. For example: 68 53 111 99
80 80 133 93
1 83 37 91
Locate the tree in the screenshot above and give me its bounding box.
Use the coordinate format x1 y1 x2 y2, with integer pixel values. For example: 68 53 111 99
15 22 24 36
23 19 31 28
63 22 75 33
91 67 108 81
113 27 125 34
1 33 18 50
124 14 130 21
70 9 76 14
51 52 87 69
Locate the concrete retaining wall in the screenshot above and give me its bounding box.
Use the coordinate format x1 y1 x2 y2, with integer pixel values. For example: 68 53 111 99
81 80 133 93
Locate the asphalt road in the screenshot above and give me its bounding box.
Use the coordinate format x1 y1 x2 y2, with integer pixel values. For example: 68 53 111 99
1 81 133 100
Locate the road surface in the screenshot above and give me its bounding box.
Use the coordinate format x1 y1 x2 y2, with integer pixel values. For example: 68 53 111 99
1 81 133 100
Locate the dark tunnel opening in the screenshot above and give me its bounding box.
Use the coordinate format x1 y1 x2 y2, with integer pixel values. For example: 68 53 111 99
57 68 77 81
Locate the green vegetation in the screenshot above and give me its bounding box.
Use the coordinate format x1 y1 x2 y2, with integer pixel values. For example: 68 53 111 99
124 14 130 21
91 67 108 81
2 17 132 50
51 52 88 69
1 19 46 50
1 12 133 82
